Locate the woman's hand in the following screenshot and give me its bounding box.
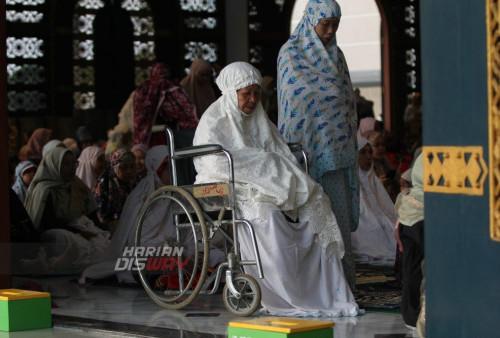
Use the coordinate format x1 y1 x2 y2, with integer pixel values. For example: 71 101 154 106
394 220 403 253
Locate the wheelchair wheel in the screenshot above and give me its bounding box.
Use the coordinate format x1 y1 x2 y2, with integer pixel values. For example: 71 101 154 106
223 273 261 316
135 185 209 310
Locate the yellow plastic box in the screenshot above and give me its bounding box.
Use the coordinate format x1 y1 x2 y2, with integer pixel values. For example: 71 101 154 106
0 289 52 332
228 317 334 338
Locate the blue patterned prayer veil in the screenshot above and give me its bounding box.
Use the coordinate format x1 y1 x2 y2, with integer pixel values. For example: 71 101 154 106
305 0 342 26
277 0 357 180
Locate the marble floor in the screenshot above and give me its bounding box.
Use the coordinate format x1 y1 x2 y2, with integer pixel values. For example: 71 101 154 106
4 275 418 338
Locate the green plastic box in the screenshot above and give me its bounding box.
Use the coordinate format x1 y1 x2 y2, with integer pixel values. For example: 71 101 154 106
0 289 52 332
228 317 334 338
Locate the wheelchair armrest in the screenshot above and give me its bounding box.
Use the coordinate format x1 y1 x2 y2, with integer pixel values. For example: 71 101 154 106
287 143 303 153
173 144 224 160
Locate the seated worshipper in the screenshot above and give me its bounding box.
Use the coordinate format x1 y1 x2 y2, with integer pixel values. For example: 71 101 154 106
80 146 225 284
94 148 137 231
133 62 198 146
76 146 107 191
24 147 110 273
395 153 424 329
76 125 94 150
366 130 400 202
12 160 37 203
351 135 397 266
80 145 171 284
42 139 65 158
180 58 217 119
25 128 53 164
193 62 360 317
131 143 148 181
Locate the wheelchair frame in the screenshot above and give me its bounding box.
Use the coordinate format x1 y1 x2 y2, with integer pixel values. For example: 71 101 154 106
134 126 264 316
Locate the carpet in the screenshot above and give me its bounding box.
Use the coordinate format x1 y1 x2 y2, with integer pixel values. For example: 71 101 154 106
354 265 402 312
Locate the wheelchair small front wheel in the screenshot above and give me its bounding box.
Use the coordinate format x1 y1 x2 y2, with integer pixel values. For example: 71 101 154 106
223 273 261 316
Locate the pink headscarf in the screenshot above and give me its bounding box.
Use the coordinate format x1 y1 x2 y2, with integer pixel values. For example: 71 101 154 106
76 146 104 190
358 117 376 137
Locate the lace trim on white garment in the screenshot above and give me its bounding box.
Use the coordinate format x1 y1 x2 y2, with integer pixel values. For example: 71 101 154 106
237 185 345 259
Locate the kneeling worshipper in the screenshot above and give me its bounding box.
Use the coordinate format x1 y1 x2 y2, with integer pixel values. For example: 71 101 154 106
23 147 110 273
351 135 397 266
193 61 360 317
80 145 225 284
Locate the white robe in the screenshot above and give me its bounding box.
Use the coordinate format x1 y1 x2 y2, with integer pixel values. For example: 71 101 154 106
193 62 360 316
352 167 397 266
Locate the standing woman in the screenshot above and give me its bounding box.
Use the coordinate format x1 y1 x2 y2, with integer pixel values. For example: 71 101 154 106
180 58 217 118
277 0 359 291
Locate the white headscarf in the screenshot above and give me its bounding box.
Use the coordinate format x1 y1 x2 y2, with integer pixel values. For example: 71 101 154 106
76 146 104 190
353 135 397 265
277 0 357 180
194 61 344 258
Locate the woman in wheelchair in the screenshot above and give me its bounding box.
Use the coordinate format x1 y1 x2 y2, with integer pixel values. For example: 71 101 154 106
193 62 361 317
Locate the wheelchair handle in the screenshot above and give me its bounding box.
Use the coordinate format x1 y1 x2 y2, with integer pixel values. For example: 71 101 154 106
173 144 224 160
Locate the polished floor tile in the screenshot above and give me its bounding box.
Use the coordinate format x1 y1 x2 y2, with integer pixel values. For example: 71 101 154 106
7 275 418 338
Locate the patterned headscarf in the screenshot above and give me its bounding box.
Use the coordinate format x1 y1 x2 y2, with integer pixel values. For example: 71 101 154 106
11 160 37 203
94 148 136 222
132 63 198 146
277 0 357 180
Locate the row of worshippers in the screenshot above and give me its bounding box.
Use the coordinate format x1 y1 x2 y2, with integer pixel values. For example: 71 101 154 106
10 0 424 329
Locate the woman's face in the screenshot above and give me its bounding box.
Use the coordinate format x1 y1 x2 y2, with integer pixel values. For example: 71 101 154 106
196 69 212 85
117 159 136 183
132 149 146 174
22 167 37 186
371 135 386 159
60 152 77 182
93 154 106 178
314 17 340 46
237 84 261 115
358 144 373 171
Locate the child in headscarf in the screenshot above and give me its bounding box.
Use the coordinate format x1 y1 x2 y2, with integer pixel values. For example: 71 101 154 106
12 160 37 203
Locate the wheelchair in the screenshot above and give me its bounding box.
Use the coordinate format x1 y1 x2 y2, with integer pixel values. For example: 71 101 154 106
134 126 308 317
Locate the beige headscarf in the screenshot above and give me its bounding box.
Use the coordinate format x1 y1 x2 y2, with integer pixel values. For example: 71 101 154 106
395 153 424 226
25 147 98 230
180 58 216 118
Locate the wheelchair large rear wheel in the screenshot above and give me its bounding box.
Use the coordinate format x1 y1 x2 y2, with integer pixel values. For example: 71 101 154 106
223 273 261 316
135 185 209 309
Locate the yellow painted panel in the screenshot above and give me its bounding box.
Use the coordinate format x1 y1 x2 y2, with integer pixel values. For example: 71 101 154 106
422 146 487 196
229 317 334 333
487 0 500 241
